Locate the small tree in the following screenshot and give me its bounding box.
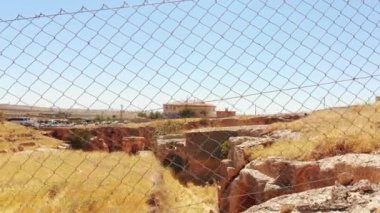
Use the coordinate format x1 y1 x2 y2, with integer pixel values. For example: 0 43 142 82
94 114 104 122
56 112 71 119
156 112 163 119
68 129 93 149
179 108 196 118
148 111 163 120
137 112 147 118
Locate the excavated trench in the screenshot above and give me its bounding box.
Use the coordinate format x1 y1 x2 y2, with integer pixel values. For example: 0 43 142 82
163 154 186 174
44 114 308 212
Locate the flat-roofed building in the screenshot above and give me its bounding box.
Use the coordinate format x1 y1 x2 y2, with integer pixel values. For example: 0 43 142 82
216 108 236 118
163 101 216 118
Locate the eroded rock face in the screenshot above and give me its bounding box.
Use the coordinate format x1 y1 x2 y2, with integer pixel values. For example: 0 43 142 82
227 136 275 170
155 135 186 161
84 136 109 152
155 135 189 178
186 129 239 160
121 136 147 154
244 180 380 213
94 127 154 151
220 154 380 213
47 126 155 152
225 129 301 171
183 113 306 129
180 158 225 185
218 129 301 202
159 127 302 187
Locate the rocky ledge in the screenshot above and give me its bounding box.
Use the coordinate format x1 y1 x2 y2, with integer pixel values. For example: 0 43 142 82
244 180 380 213
220 153 380 212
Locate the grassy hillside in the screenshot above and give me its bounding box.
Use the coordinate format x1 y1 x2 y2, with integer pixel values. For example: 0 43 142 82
248 104 380 160
0 122 62 152
0 151 217 212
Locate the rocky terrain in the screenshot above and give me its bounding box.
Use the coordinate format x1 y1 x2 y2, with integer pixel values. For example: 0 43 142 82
8 106 380 212
45 113 304 155
0 122 62 153
244 180 380 213
220 153 380 212
215 104 380 212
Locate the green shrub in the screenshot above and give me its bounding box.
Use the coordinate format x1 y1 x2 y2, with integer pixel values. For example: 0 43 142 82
220 140 231 159
55 112 71 119
137 112 147 118
94 115 104 122
149 111 163 119
179 108 196 118
68 129 93 149
138 111 163 119
154 120 184 137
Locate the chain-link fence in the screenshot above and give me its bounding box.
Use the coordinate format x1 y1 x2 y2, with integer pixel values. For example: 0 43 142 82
1 0 380 212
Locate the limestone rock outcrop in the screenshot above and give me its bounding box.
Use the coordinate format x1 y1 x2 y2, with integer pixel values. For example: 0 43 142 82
220 154 380 213
244 180 380 213
225 129 301 171
227 136 274 170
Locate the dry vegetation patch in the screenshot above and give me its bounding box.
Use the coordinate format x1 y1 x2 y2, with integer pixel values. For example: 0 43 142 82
123 118 201 128
248 104 380 160
0 151 217 212
0 122 62 152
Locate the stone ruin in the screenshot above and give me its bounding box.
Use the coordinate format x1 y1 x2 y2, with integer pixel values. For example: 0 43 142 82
154 125 380 213
154 125 267 185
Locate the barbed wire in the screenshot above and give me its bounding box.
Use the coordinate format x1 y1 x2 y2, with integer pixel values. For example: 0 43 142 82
0 0 196 23
1 0 380 212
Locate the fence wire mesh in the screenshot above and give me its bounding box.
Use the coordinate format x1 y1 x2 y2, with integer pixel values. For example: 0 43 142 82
0 0 380 212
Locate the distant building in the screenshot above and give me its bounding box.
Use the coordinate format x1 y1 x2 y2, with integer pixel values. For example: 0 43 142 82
216 108 236 118
163 101 216 118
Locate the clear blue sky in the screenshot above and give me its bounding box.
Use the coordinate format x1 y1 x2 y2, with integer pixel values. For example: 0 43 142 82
0 0 379 114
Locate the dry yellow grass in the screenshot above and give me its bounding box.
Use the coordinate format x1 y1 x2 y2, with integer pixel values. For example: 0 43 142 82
0 122 62 152
0 151 217 212
248 104 380 160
